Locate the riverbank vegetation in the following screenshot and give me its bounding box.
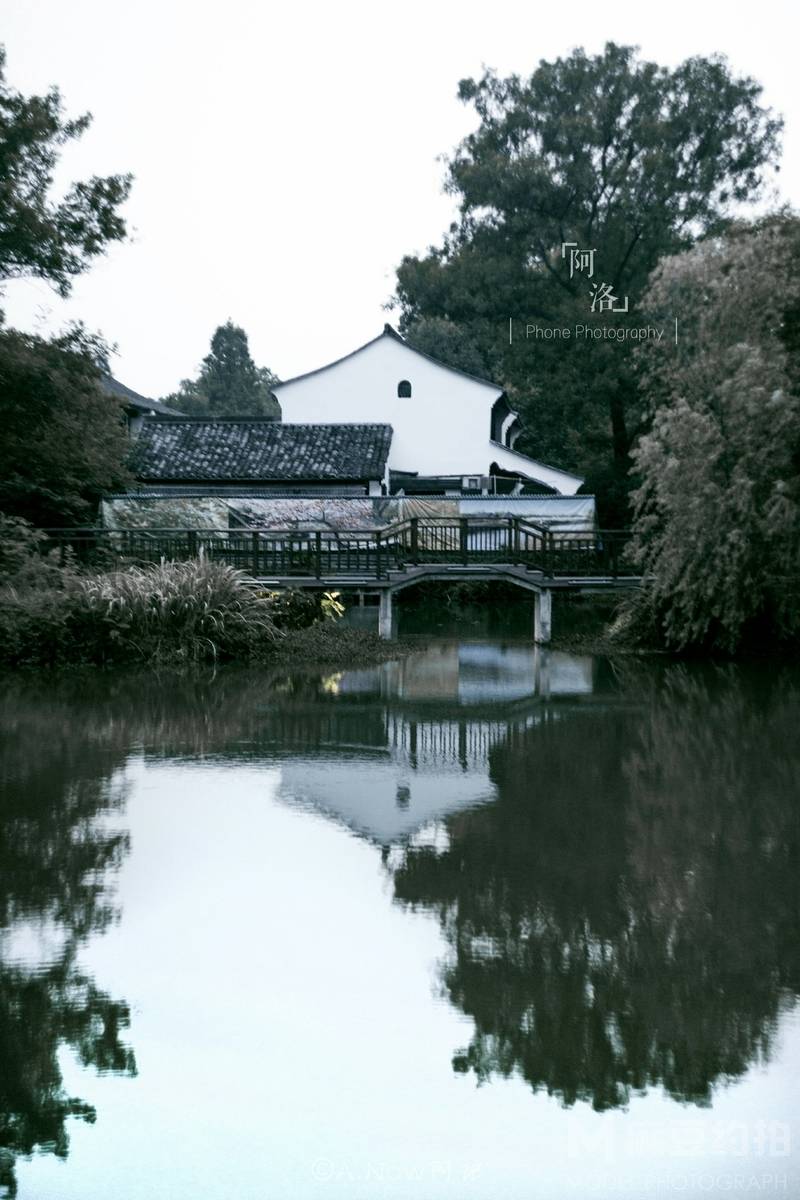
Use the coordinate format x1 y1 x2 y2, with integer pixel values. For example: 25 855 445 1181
621 216 800 654
0 525 399 669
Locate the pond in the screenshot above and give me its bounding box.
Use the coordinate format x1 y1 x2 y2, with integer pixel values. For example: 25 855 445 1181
0 641 798 1198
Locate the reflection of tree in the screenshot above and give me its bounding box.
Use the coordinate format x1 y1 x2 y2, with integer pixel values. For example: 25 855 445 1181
0 686 136 1197
0 665 363 1194
390 665 800 1110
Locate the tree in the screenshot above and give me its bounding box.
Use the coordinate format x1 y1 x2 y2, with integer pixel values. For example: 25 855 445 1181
393 44 782 519
165 322 281 418
0 327 133 526
0 46 131 299
630 216 800 652
403 316 492 378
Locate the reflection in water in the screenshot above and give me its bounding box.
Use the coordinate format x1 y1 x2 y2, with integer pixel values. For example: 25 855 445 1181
0 684 136 1197
0 645 799 1193
270 643 600 841
388 662 800 1110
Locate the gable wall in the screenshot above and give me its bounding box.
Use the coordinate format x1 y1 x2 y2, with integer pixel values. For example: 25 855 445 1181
275 336 502 478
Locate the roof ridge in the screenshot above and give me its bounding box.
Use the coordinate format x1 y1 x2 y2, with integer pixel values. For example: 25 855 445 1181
272 324 504 393
147 417 393 428
489 440 584 484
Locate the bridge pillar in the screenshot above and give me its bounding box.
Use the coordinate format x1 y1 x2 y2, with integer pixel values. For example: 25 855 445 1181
378 589 393 639
534 588 552 645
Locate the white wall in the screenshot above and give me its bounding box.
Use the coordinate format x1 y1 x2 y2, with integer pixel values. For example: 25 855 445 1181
274 333 501 477
273 331 584 495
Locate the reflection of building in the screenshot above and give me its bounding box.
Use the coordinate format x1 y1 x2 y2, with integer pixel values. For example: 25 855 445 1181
263 642 598 843
279 755 498 845
342 642 594 704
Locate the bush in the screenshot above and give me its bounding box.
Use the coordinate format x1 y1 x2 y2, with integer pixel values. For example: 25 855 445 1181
606 588 669 651
271 621 408 666
0 559 284 667
0 513 51 581
0 580 77 666
258 588 344 630
260 587 323 630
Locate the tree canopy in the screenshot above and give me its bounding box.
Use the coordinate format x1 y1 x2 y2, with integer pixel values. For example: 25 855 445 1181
0 46 131 299
630 215 800 651
0 327 132 526
164 321 281 418
393 43 782 519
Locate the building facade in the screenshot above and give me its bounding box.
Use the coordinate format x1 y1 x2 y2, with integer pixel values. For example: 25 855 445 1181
271 325 584 496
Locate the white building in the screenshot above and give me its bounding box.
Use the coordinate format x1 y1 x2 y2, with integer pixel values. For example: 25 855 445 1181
272 325 584 496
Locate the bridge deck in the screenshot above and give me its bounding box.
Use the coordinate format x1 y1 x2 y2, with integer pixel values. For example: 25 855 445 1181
40 518 641 589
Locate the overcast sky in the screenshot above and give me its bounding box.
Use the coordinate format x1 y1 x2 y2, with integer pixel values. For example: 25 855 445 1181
2 0 797 398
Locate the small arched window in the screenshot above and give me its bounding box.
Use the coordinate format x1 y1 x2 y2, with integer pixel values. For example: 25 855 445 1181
397 379 412 398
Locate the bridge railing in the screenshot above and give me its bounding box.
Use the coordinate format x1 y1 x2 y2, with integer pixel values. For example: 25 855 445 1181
34 521 636 579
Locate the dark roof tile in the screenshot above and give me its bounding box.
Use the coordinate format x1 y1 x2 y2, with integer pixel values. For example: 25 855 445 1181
130 419 392 482
104 376 184 416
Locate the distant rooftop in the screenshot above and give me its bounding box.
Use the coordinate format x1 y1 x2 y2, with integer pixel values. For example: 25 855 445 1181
104 376 184 417
130 419 393 482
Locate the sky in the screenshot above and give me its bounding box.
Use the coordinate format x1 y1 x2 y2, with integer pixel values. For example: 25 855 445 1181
1 0 798 398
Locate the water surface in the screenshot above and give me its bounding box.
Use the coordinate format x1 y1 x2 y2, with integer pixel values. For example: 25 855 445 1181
0 642 798 1198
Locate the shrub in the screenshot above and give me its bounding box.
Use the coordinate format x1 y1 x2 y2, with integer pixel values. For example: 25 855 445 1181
72 560 282 663
258 588 345 630
270 621 405 666
0 581 77 666
0 559 283 667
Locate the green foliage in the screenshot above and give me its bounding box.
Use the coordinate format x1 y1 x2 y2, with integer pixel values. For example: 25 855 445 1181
630 216 800 651
0 576 76 668
259 588 344 629
268 620 402 666
0 327 132 526
0 513 45 579
164 321 281 418
260 587 323 630
0 559 283 667
394 43 782 502
320 590 345 621
0 46 131 298
404 317 491 378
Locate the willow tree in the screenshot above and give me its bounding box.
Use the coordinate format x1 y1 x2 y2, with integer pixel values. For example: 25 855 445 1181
631 215 800 652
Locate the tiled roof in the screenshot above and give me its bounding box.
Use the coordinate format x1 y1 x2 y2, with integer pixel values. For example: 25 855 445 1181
104 376 184 416
130 419 393 482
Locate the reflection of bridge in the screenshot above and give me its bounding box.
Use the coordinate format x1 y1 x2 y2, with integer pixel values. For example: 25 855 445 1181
44 519 640 643
241 642 609 842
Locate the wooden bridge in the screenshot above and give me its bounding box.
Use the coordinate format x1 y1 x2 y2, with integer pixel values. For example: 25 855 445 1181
43 517 640 643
